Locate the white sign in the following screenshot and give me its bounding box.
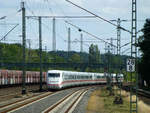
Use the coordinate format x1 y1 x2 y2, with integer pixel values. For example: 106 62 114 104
127 59 135 72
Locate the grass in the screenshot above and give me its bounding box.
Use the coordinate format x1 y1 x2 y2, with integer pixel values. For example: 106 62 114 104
87 87 150 113
87 87 130 113
138 100 150 113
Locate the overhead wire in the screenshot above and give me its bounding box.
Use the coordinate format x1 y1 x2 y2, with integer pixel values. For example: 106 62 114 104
0 10 21 20
26 0 36 16
26 0 49 49
44 0 54 15
46 0 70 44
49 0 78 40
25 0 119 51
65 0 131 34
0 24 19 41
65 21 117 48
21 0 134 52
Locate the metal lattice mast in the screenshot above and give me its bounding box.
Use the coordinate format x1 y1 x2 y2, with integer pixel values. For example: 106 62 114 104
80 33 83 53
27 39 31 63
39 17 43 91
117 18 121 56
117 18 122 99
68 28 71 52
52 18 56 51
130 0 138 113
21 1 26 95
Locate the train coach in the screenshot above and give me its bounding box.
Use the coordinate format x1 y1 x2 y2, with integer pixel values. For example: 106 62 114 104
0 70 46 86
47 70 124 89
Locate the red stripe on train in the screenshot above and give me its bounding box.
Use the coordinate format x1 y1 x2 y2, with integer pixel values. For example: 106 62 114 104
48 79 107 86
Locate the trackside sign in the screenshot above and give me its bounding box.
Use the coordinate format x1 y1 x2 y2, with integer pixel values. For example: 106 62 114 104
126 59 135 72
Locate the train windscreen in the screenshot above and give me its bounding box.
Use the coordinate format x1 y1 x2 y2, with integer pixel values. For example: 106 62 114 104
48 73 60 78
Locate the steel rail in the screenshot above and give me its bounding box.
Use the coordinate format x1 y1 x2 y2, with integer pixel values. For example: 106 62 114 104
64 89 87 113
43 88 89 113
0 92 54 113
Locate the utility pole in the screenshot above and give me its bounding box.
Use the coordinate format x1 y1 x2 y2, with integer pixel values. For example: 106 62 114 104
117 18 121 56
130 0 138 112
106 45 113 95
39 16 43 91
116 18 121 55
21 1 26 95
68 28 71 52
110 18 128 104
117 18 122 103
44 46 48 71
52 18 56 51
106 37 117 54
112 18 123 104
80 33 83 53
110 38 114 73
67 28 71 62
110 18 127 54
105 43 113 95
27 39 31 63
65 21 117 48
45 46 47 63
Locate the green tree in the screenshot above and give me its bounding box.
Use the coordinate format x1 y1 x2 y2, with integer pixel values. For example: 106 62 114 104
89 44 100 64
138 19 150 87
69 53 81 63
0 43 22 63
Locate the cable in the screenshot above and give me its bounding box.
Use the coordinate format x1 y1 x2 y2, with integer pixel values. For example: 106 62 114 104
65 0 131 33
0 9 21 20
26 1 36 16
0 24 19 41
65 21 117 48
44 0 54 15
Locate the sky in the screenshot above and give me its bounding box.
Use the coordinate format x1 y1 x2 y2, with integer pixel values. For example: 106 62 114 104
0 0 150 55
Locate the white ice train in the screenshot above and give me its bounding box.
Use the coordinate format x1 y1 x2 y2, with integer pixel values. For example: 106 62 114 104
46 70 123 89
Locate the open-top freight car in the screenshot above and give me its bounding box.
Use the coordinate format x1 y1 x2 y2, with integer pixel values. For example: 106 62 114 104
0 70 46 86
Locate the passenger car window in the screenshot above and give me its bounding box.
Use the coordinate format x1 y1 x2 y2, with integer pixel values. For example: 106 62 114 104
48 73 60 78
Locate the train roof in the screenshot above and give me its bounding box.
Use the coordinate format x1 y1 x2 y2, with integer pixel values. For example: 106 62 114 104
47 70 76 73
47 70 104 75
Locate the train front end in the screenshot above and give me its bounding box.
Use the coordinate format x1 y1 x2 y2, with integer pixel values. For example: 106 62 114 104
47 70 62 89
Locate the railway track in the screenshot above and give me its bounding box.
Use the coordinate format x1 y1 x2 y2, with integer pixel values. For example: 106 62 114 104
138 89 150 98
0 84 47 100
43 88 88 113
0 93 21 99
0 85 97 113
122 84 150 98
0 91 55 113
